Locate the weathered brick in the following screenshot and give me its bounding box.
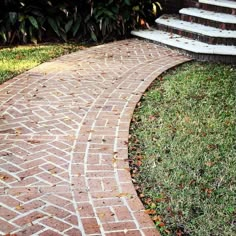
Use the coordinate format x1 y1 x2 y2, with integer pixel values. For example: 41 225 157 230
103 221 137 232
14 224 44 236
81 218 101 235
40 217 71 232
96 207 116 223
112 205 133 221
43 205 70 218
64 228 82 236
77 202 95 217
13 211 46 226
39 229 62 236
0 218 16 233
0 206 18 220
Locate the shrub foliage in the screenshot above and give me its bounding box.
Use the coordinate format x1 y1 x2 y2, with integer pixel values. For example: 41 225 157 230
0 0 161 44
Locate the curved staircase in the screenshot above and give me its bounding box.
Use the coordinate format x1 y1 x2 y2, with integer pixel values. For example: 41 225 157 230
131 0 236 63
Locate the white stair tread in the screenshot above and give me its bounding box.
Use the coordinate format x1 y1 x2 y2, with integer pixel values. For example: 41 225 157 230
199 0 236 9
156 15 236 38
180 8 236 24
131 29 236 55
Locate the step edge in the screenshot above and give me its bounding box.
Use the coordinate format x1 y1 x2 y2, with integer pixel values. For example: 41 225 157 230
131 30 236 55
155 17 236 38
199 0 236 9
180 8 236 24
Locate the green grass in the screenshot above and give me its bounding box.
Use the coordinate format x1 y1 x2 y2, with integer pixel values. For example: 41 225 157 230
129 62 236 236
0 43 84 84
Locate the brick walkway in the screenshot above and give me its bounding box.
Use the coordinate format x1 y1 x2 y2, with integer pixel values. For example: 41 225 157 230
0 39 190 236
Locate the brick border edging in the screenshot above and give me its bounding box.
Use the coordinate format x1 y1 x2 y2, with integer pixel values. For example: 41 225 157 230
110 53 191 235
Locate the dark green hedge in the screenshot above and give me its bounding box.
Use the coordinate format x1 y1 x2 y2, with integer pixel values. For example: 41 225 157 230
0 0 162 44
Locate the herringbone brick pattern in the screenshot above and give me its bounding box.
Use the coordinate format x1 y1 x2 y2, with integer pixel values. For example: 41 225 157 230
0 39 190 235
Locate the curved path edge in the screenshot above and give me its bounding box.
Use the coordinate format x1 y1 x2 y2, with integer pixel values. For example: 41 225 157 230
0 39 191 236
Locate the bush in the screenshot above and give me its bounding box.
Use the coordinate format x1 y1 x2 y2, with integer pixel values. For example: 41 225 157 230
0 0 162 44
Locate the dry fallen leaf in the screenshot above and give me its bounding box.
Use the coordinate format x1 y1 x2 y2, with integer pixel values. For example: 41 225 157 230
116 192 130 198
205 162 214 167
153 215 162 222
144 209 156 215
15 205 24 210
0 174 9 181
159 222 165 227
112 153 118 167
98 213 106 218
64 116 71 121
15 128 22 135
27 140 40 144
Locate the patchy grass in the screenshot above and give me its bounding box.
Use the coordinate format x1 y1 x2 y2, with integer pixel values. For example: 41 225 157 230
0 43 84 85
129 62 236 236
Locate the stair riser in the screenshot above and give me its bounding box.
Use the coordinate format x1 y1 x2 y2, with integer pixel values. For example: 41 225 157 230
181 15 236 30
156 24 236 45
200 3 236 15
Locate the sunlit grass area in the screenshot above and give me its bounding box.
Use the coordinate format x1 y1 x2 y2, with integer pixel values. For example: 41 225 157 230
129 62 236 235
0 43 84 84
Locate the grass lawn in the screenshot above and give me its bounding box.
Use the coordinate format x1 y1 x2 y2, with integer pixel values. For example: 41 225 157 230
0 43 84 85
129 62 236 235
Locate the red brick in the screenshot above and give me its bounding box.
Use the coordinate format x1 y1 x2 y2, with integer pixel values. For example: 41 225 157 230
65 228 82 236
39 229 62 236
126 197 145 212
141 228 161 236
86 171 115 178
17 192 41 202
7 187 39 196
43 205 70 218
81 218 101 235
117 169 132 183
13 211 46 226
14 224 44 236
11 176 39 187
119 183 137 196
0 195 20 207
0 163 21 172
106 231 142 236
133 211 155 228
87 164 114 171
77 202 95 217
64 215 78 225
40 217 71 232
96 207 116 222
94 197 123 207
20 158 45 169
103 221 137 231
102 178 118 192
0 205 17 220
39 185 70 193
18 167 42 179
112 205 133 221
41 194 71 206
0 218 16 233
37 172 62 184
73 190 89 202
87 179 103 192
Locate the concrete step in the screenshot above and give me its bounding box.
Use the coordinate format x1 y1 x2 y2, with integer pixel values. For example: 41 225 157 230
199 0 236 14
180 8 236 30
131 29 236 63
199 0 236 9
155 15 236 45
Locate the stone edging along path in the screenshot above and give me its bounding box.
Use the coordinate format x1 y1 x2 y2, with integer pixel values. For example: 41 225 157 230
0 39 190 236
